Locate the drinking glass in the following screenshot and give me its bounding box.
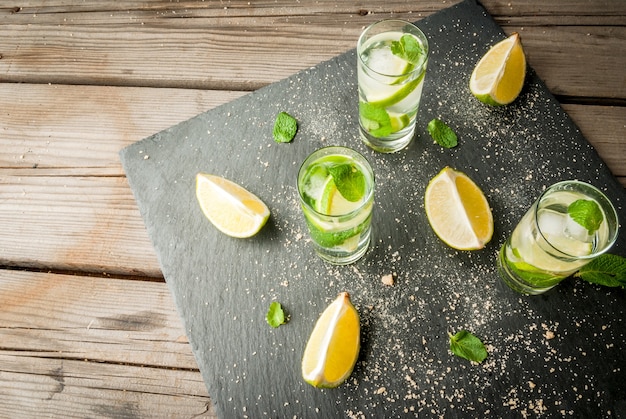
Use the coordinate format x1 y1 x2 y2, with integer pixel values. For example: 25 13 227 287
297 146 375 265
357 19 429 153
498 180 619 295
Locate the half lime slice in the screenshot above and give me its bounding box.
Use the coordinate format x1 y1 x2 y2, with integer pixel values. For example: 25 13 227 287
366 71 425 109
316 177 358 216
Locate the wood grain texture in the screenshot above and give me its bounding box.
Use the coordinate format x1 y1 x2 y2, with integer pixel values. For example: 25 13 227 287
562 104 626 179
1 270 195 367
0 269 214 417
0 172 160 276
1 1 624 97
0 84 246 170
1 83 623 178
0 355 214 418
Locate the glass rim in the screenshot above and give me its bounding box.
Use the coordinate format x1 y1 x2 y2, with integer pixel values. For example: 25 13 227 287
534 180 619 259
357 19 429 78
297 146 375 218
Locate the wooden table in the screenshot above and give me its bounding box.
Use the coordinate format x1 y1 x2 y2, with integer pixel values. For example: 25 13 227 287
1 1 624 417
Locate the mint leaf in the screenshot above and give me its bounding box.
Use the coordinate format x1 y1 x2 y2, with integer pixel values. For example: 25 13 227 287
449 330 488 363
391 34 424 66
273 111 298 143
567 199 603 234
575 254 626 288
359 102 392 138
427 119 458 148
266 301 287 328
328 164 366 202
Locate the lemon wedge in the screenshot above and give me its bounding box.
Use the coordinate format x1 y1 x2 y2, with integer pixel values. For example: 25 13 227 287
195 173 270 238
302 292 360 388
424 167 493 250
470 33 526 106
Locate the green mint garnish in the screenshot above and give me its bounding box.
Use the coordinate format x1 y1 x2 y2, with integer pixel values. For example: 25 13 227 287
427 119 458 148
359 102 392 138
266 301 287 328
575 254 626 288
391 34 424 66
328 163 366 202
449 330 488 363
273 111 298 143
567 199 603 234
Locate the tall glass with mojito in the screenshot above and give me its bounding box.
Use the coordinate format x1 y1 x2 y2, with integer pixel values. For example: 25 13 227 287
498 181 619 295
357 19 429 153
297 146 374 265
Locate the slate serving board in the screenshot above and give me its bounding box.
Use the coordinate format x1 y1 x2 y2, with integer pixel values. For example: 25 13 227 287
120 1 626 417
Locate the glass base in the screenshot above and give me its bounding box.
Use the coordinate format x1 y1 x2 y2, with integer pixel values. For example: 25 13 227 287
496 245 559 295
313 231 371 265
360 125 415 153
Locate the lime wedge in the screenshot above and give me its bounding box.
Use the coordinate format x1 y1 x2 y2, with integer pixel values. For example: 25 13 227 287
424 167 493 250
367 71 425 109
389 113 410 132
390 63 415 85
195 173 270 238
470 33 526 106
316 177 358 216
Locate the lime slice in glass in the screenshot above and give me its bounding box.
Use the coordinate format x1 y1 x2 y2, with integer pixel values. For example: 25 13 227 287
316 177 358 216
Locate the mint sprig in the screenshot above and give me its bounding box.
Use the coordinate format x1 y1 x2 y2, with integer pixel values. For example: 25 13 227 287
427 119 458 148
575 254 626 288
359 102 392 138
567 199 603 234
328 163 366 202
266 301 287 328
391 34 424 66
449 330 488 363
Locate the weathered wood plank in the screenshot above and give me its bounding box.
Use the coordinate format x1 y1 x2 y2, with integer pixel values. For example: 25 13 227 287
0 84 246 170
562 104 626 180
2 160 623 278
511 26 626 100
0 268 215 417
0 174 160 276
0 354 214 418
1 2 624 98
0 269 197 366
3 0 625 20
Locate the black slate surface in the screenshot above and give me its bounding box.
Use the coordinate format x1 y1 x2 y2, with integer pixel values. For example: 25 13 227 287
120 1 626 417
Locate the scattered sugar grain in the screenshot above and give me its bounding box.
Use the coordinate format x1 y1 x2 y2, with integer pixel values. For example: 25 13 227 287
381 273 395 286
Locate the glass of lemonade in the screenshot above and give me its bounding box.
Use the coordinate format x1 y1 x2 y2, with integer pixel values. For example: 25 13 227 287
297 146 375 265
357 19 429 153
498 180 619 295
